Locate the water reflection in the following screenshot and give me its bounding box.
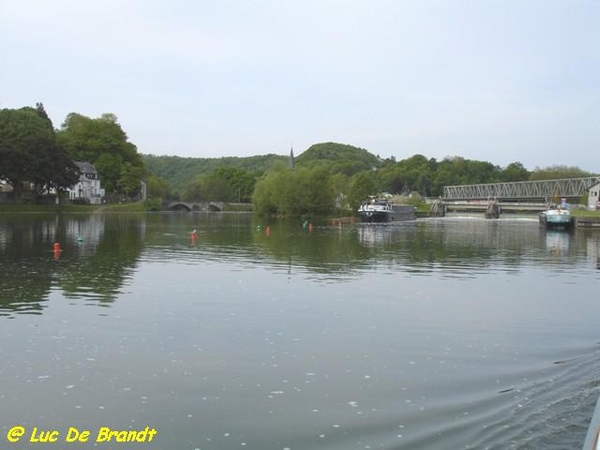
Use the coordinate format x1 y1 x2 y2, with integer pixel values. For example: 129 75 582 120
0 214 145 316
544 229 571 255
1 213 600 318
2 213 600 449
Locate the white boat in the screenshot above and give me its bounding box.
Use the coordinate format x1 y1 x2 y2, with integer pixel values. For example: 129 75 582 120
539 199 573 229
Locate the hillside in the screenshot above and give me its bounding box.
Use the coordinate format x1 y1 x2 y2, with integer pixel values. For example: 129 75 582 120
143 142 381 194
142 153 288 195
295 142 381 175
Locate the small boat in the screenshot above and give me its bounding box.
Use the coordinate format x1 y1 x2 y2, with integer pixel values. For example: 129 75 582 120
539 199 573 229
357 197 416 224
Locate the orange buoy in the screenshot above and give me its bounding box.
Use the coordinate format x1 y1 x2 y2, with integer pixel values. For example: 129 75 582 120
53 242 61 260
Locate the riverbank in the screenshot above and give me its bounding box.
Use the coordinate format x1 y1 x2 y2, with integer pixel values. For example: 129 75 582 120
0 202 149 214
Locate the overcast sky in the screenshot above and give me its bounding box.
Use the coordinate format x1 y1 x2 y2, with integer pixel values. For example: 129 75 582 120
2 0 598 172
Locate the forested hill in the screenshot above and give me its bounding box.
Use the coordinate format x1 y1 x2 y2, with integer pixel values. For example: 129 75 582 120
142 153 287 194
295 142 381 175
142 142 382 195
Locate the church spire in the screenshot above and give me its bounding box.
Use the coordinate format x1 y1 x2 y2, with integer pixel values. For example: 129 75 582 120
289 145 295 169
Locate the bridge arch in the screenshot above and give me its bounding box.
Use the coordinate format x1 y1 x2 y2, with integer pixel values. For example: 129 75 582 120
166 201 225 212
168 202 192 212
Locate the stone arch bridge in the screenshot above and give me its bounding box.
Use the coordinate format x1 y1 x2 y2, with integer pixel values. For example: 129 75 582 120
167 201 226 212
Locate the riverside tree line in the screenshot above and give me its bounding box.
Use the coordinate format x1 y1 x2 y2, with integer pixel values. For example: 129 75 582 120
1 104 594 215
0 104 149 202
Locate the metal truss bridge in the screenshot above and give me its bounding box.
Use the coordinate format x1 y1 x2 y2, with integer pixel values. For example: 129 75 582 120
443 177 600 201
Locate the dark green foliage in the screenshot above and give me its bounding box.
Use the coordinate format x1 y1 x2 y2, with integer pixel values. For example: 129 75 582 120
184 175 232 202
377 154 437 196
501 162 530 182
146 175 171 201
348 171 378 211
144 139 593 216
57 113 145 196
142 153 286 197
212 166 257 202
181 166 258 203
295 142 381 176
252 165 336 217
0 106 79 201
427 157 507 196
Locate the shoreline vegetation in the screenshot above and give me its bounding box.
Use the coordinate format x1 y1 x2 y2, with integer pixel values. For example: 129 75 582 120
0 203 149 214
2 104 598 220
3 105 598 220
0 202 251 214
2 202 599 219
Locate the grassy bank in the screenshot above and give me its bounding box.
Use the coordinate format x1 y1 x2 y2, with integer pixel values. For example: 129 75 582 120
0 202 149 214
571 208 600 218
0 201 252 214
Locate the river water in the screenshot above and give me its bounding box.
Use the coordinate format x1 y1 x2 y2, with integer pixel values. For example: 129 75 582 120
1 212 599 450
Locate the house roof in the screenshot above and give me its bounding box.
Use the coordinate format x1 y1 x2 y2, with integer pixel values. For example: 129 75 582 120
75 161 98 174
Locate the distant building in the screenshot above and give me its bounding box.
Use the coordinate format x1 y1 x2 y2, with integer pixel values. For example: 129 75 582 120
67 162 105 204
588 182 600 210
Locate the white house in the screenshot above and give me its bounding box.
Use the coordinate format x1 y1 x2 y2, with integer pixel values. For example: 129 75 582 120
68 162 105 204
588 182 600 210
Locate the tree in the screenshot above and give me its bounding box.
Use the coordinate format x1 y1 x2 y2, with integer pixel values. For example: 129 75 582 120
252 165 298 216
0 106 79 201
501 162 529 182
57 113 145 197
297 166 335 216
184 175 233 202
118 162 145 197
295 142 381 176
348 171 377 211
146 175 171 201
212 166 257 202
529 165 593 180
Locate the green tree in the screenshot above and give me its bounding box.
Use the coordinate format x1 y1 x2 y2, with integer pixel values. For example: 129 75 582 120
529 165 593 180
183 175 233 202
146 175 171 201
295 142 381 176
212 166 257 202
329 173 349 210
251 174 275 216
348 171 377 211
252 165 298 216
429 156 502 195
297 166 335 216
0 106 78 201
142 153 283 198
118 162 145 197
57 113 144 197
500 162 530 182
376 154 437 196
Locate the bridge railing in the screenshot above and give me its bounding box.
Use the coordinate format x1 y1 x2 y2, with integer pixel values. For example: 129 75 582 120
443 177 600 201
